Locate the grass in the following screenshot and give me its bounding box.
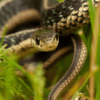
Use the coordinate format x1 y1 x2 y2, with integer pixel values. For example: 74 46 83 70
0 0 100 100
0 27 46 99
0 46 46 100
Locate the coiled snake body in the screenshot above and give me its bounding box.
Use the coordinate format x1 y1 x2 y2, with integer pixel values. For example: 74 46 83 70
0 0 99 100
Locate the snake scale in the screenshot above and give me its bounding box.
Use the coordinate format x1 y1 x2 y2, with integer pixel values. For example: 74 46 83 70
0 0 99 100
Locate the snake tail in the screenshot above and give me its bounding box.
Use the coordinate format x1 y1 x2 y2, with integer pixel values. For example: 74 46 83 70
47 35 87 100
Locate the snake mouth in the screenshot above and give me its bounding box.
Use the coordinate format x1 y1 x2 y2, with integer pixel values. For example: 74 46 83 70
31 38 59 52
44 43 59 51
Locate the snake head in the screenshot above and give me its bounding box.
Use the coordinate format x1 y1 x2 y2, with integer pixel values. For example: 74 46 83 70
31 28 59 52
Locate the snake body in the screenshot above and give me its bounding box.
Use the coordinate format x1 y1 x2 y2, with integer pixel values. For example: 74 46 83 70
0 0 99 35
48 35 87 100
42 0 99 35
0 0 42 35
0 0 99 100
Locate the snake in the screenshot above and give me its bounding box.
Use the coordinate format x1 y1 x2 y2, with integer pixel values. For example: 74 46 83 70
18 35 73 76
0 0 99 100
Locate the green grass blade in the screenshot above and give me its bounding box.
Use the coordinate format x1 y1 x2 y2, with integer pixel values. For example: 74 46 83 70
78 30 91 53
17 78 34 95
0 26 7 47
87 0 95 33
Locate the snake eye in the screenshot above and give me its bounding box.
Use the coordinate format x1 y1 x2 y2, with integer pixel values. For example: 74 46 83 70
36 37 40 45
55 33 59 41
